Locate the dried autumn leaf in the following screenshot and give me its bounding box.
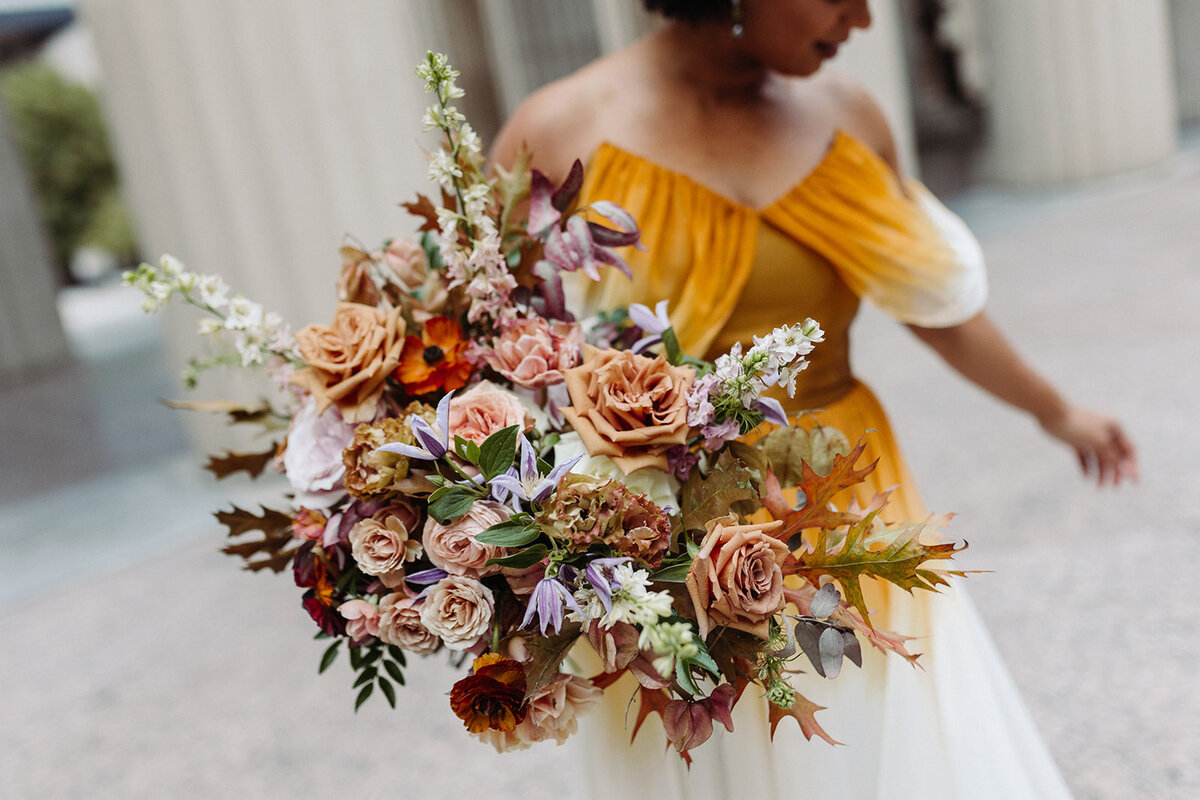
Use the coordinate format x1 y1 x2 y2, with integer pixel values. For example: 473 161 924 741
680 449 762 533
767 691 840 745
521 623 582 701
203 443 280 480
789 511 964 627
769 439 878 540
631 685 686 764
216 505 297 573
401 193 440 233
162 399 287 431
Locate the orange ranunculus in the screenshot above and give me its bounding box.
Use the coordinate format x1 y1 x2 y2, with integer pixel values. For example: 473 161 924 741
395 315 471 395
450 653 528 733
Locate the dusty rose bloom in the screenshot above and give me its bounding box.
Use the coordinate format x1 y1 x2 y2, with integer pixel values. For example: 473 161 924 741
348 515 422 588
342 403 436 499
291 302 406 423
380 237 428 292
292 507 328 542
537 473 672 567
447 380 531 445
475 673 604 752
423 500 510 578
338 599 380 643
686 515 789 639
559 347 694 474
483 317 583 388
282 398 355 506
419 575 494 651
337 246 382 307
378 592 440 654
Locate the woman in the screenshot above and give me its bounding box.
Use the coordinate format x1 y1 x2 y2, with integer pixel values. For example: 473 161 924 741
492 1 1136 797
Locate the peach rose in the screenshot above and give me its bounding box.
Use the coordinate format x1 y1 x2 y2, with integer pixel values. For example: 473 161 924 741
380 237 428 292
484 317 583 388
378 592 440 654
686 515 789 639
348 515 421 588
476 673 604 752
420 575 494 651
559 347 694 474
291 302 405 424
447 380 531 445
338 599 380 643
423 500 510 578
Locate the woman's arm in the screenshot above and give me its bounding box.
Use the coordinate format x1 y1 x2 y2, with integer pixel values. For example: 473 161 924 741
908 313 1138 485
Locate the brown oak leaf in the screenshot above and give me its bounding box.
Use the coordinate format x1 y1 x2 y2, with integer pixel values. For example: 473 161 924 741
216 505 297 573
203 444 280 480
767 691 841 745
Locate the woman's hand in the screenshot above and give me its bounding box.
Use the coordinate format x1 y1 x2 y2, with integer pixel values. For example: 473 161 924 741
1038 405 1139 486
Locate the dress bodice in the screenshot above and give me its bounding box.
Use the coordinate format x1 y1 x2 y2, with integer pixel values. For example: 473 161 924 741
575 131 988 410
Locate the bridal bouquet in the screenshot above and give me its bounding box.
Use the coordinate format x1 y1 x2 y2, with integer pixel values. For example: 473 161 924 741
126 52 963 761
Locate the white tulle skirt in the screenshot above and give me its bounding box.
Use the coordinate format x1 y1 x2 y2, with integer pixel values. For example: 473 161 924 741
575 583 1073 799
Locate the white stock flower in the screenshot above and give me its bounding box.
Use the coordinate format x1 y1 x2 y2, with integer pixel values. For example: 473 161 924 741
428 149 463 191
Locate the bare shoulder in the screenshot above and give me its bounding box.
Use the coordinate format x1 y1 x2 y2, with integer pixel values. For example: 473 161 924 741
809 70 901 173
490 50 633 182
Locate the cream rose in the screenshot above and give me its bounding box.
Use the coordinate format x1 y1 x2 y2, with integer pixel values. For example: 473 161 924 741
559 347 694 474
348 515 421 588
378 592 440 654
423 500 510 578
686 515 789 639
447 380 531 445
290 302 406 424
420 576 494 651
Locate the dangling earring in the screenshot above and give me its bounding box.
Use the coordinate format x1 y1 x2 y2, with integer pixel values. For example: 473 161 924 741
731 0 745 38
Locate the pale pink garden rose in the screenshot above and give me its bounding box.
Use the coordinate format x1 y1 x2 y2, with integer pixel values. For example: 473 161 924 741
282 397 355 508
476 673 604 752
483 317 583 388
377 592 440 654
447 380 531 445
685 515 789 640
419 576 494 651
348 515 422 588
338 599 380 643
380 237 428 292
423 500 510 578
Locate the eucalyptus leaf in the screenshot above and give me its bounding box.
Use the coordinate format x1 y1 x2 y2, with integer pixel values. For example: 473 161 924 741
842 630 863 668
809 583 841 619
794 619 825 677
818 626 845 680
479 424 520 479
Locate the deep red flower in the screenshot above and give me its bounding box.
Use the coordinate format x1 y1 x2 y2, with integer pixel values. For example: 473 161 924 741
449 653 528 733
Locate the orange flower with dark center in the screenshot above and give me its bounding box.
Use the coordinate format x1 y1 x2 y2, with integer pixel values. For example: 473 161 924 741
450 653 528 733
395 316 471 395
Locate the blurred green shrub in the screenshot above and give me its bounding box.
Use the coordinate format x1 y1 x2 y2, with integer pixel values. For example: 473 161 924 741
1 60 138 281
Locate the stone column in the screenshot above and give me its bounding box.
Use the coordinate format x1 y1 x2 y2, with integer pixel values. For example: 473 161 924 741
977 0 1178 184
0 102 70 376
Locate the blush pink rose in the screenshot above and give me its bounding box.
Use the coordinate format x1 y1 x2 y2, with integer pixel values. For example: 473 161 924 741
378 592 440 654
447 380 531 445
419 575 494 651
381 236 428 292
348 515 422 588
686 515 789 639
475 673 604 752
282 398 355 507
423 500 510 578
484 317 583 388
338 599 380 643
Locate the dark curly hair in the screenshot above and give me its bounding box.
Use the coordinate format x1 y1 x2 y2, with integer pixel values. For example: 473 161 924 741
642 0 731 23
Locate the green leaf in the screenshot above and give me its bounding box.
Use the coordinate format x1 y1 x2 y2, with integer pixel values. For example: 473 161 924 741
485 544 549 569
378 676 397 708
650 562 693 583
475 521 540 547
479 424 520 479
384 659 405 684
386 645 406 664
318 640 340 674
354 682 374 712
675 657 700 696
353 667 377 688
349 646 363 670
362 648 382 665
428 486 478 524
661 327 684 366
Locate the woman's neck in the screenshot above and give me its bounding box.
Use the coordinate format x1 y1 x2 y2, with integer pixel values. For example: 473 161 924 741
646 22 774 104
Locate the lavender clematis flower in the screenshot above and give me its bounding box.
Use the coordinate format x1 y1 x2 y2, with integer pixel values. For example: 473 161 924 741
629 299 672 353
539 216 634 282
584 557 631 614
753 396 790 427
700 419 741 451
376 391 453 461
489 434 582 507
521 574 582 635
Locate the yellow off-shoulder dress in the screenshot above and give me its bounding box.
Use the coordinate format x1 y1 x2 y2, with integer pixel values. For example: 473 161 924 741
571 132 1073 799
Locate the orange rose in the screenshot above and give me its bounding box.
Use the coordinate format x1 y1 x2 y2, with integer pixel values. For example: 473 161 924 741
686 515 789 639
290 302 405 423
559 347 694 474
